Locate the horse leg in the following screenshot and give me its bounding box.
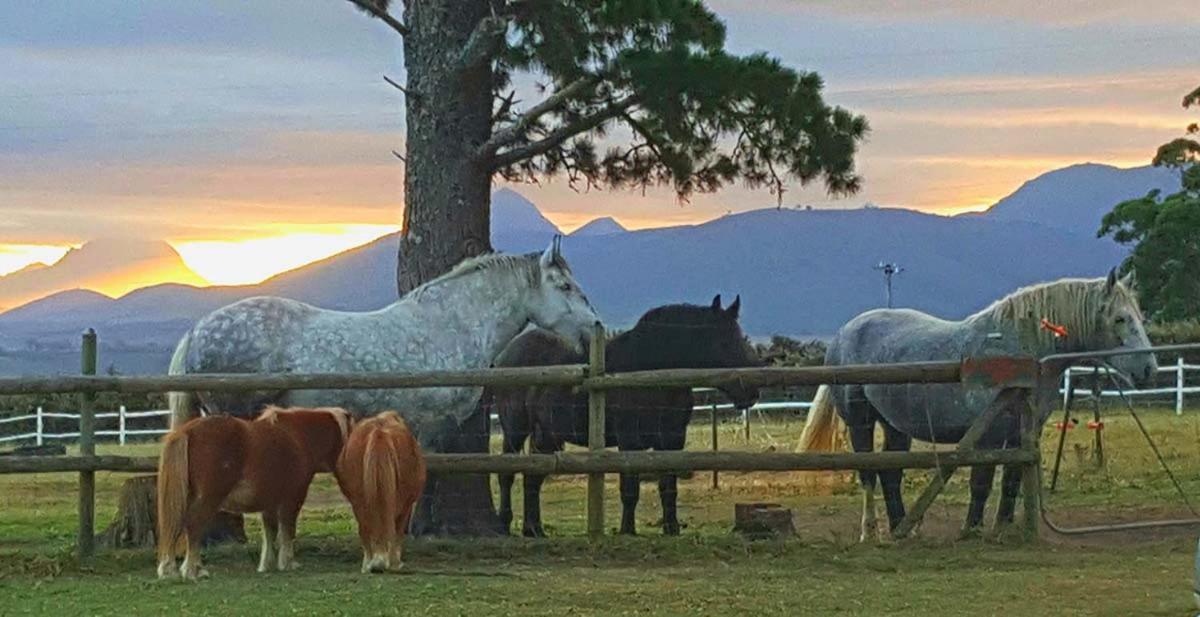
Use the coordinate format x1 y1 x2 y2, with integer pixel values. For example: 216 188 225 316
389 503 416 572
962 465 997 538
657 423 686 537
522 428 556 538
257 510 280 573
180 498 220 580
879 422 912 536
994 462 1024 534
498 423 527 534
276 494 306 571
658 474 680 536
619 471 640 535
846 416 880 543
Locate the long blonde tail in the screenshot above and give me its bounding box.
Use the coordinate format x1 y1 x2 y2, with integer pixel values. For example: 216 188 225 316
167 331 198 430
362 430 400 548
156 431 189 562
797 385 844 453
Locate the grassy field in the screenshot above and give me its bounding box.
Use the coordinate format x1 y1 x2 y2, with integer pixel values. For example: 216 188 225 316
1 407 1199 616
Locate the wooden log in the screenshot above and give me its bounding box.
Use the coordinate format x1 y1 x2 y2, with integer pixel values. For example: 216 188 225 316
0 365 589 396
0 449 1039 476
97 475 158 549
583 361 961 390
1022 378 1046 541
78 329 97 560
733 502 796 538
586 322 606 541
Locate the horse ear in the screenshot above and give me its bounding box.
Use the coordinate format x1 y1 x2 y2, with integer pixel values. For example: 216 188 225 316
710 294 722 311
540 241 557 270
727 295 741 319
1120 270 1136 291
1106 268 1118 293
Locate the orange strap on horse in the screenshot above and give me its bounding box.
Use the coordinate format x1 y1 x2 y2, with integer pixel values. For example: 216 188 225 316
1040 318 1068 338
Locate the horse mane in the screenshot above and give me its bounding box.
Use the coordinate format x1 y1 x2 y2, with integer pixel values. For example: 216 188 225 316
256 405 351 443
976 277 1136 350
408 252 545 301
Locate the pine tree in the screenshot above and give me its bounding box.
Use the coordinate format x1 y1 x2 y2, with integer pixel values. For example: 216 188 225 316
347 0 868 535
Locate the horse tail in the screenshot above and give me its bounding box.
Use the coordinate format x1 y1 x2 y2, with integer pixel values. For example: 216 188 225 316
167 331 199 430
156 430 190 563
362 426 401 548
796 385 844 453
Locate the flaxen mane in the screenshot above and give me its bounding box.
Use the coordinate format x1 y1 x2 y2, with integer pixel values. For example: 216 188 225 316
976 277 1137 351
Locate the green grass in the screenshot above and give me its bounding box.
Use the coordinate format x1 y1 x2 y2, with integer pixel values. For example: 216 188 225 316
1 408 1199 616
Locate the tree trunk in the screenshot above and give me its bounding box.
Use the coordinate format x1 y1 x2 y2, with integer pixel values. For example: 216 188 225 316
400 0 504 535
97 475 247 549
399 0 494 295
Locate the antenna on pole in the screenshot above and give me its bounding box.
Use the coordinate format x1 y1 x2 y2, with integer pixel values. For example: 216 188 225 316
873 261 904 308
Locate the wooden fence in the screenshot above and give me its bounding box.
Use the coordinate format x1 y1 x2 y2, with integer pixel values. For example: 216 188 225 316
0 326 1045 558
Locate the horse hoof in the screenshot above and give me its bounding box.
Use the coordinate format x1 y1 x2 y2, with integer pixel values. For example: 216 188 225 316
662 524 681 536
387 561 405 573
522 527 546 538
957 526 984 541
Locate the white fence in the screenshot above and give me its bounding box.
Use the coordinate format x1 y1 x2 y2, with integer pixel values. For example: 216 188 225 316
0 406 170 446
1063 357 1200 415
1 360 1193 447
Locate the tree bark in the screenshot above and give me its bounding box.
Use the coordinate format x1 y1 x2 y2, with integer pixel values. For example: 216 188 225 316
97 475 246 549
400 0 505 535
398 0 495 295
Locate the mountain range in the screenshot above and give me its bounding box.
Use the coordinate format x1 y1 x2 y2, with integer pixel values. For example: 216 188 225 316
0 164 1179 375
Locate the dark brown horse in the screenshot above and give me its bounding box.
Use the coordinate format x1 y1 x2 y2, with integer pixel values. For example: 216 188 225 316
488 296 761 537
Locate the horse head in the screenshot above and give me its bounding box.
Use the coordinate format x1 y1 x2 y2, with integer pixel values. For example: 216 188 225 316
526 238 600 352
633 295 762 409
1098 269 1157 387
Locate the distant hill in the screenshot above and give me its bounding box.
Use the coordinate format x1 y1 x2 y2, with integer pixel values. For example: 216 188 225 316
977 163 1181 236
0 239 207 313
0 176 1139 375
570 217 627 237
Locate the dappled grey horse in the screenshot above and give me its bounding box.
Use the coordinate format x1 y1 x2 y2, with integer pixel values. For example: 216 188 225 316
799 271 1156 540
167 241 600 454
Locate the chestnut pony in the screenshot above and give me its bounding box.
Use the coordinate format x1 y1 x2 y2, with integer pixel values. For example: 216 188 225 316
156 406 350 580
336 411 426 574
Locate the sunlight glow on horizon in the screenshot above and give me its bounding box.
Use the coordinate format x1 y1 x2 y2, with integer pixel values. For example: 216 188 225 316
173 224 397 285
0 244 72 277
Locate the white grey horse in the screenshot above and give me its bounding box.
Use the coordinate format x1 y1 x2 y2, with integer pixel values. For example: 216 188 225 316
167 241 599 451
798 271 1156 540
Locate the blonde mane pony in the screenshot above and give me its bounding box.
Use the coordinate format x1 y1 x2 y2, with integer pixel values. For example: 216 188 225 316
256 405 352 443
975 277 1137 352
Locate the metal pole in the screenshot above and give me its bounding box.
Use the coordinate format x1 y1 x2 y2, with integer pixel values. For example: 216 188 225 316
710 403 719 490
742 407 750 441
1177 357 1185 416
586 322 606 541
118 405 126 446
1091 367 1104 469
36 406 43 446
78 328 97 559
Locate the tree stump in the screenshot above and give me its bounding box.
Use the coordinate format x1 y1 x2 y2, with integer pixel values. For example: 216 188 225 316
96 475 247 549
733 502 796 539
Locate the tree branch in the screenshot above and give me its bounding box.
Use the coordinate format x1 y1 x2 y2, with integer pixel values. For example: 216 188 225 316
489 95 639 170
345 0 409 36
458 15 508 73
478 76 600 159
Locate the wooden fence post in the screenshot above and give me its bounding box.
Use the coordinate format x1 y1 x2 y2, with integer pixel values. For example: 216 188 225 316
586 322 606 541
78 328 98 559
1020 367 1048 542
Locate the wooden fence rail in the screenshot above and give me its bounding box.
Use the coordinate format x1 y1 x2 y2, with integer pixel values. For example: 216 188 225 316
0 448 1037 476
1 329 1041 559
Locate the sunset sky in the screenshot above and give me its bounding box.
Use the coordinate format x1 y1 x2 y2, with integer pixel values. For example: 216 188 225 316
1 1 1197 285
